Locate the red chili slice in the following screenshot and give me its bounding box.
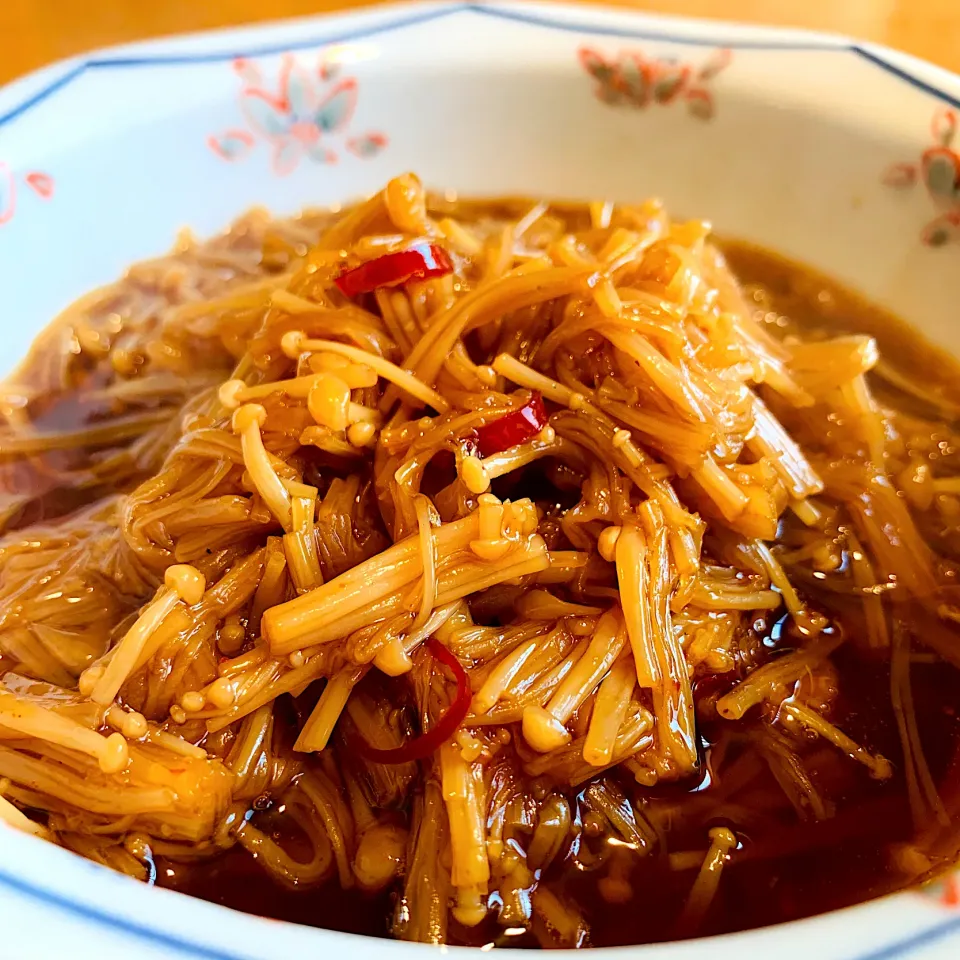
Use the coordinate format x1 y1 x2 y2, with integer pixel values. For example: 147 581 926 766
351 637 471 765
335 242 453 298
475 393 548 457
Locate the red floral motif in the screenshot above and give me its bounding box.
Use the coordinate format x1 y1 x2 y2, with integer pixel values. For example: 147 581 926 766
0 163 13 226
884 107 960 247
578 46 731 120
208 51 387 175
206 129 255 162
24 172 54 200
0 163 55 228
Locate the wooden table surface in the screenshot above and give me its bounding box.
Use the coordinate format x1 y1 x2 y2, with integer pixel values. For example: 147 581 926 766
2 0 959 85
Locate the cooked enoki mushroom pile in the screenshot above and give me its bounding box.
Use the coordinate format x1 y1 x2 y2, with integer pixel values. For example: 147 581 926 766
1 173 960 948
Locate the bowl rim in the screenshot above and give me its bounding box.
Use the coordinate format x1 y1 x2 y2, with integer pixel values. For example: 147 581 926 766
2 2 960 957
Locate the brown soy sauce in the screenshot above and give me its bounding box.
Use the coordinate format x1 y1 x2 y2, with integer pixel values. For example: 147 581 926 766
155 640 960 946
160 848 395 939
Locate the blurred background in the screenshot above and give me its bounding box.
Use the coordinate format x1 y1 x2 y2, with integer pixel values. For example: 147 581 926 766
2 0 958 84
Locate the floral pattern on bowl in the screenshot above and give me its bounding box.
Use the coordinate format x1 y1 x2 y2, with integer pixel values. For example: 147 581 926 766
884 108 960 246
208 51 388 175
578 46 731 119
0 163 54 227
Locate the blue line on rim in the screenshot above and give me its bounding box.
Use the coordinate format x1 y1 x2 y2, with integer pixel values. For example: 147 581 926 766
0 4 463 127
850 914 960 960
0 2 958 958
852 45 960 109
0 63 88 129
466 2 837 49
0 866 247 960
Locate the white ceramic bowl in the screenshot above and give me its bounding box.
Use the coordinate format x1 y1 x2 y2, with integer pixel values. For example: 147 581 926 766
2 2 960 957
